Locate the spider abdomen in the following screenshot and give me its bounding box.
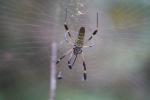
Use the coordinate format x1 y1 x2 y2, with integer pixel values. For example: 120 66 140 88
75 39 84 47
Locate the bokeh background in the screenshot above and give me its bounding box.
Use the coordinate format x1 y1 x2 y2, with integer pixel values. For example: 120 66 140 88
0 0 150 100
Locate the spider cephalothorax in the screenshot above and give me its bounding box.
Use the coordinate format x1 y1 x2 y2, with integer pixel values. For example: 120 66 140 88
56 8 98 80
73 46 82 55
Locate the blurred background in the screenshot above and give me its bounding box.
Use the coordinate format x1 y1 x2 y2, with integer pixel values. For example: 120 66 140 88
0 0 150 100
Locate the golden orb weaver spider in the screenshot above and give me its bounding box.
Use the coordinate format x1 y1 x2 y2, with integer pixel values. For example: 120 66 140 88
56 8 98 80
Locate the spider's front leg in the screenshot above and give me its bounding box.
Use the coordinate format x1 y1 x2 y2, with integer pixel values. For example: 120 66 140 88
64 23 72 38
87 29 98 42
64 9 75 44
64 23 75 45
86 12 99 43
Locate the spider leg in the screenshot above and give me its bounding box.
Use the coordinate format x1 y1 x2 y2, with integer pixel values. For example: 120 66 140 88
64 8 75 44
64 23 75 45
86 29 98 43
68 51 73 69
97 12 99 28
85 12 98 43
81 52 87 80
57 71 63 79
68 53 77 69
71 54 78 68
56 48 72 64
56 48 73 80
64 31 74 45
83 44 95 48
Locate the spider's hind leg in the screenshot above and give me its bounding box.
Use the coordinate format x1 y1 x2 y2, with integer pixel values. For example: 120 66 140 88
56 48 73 79
57 71 63 80
81 52 87 80
68 54 78 70
56 48 72 64
68 52 73 69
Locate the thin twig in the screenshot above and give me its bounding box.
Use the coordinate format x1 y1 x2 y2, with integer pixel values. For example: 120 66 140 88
50 42 57 100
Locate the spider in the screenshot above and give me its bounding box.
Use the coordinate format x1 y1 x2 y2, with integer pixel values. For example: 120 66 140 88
56 8 98 80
